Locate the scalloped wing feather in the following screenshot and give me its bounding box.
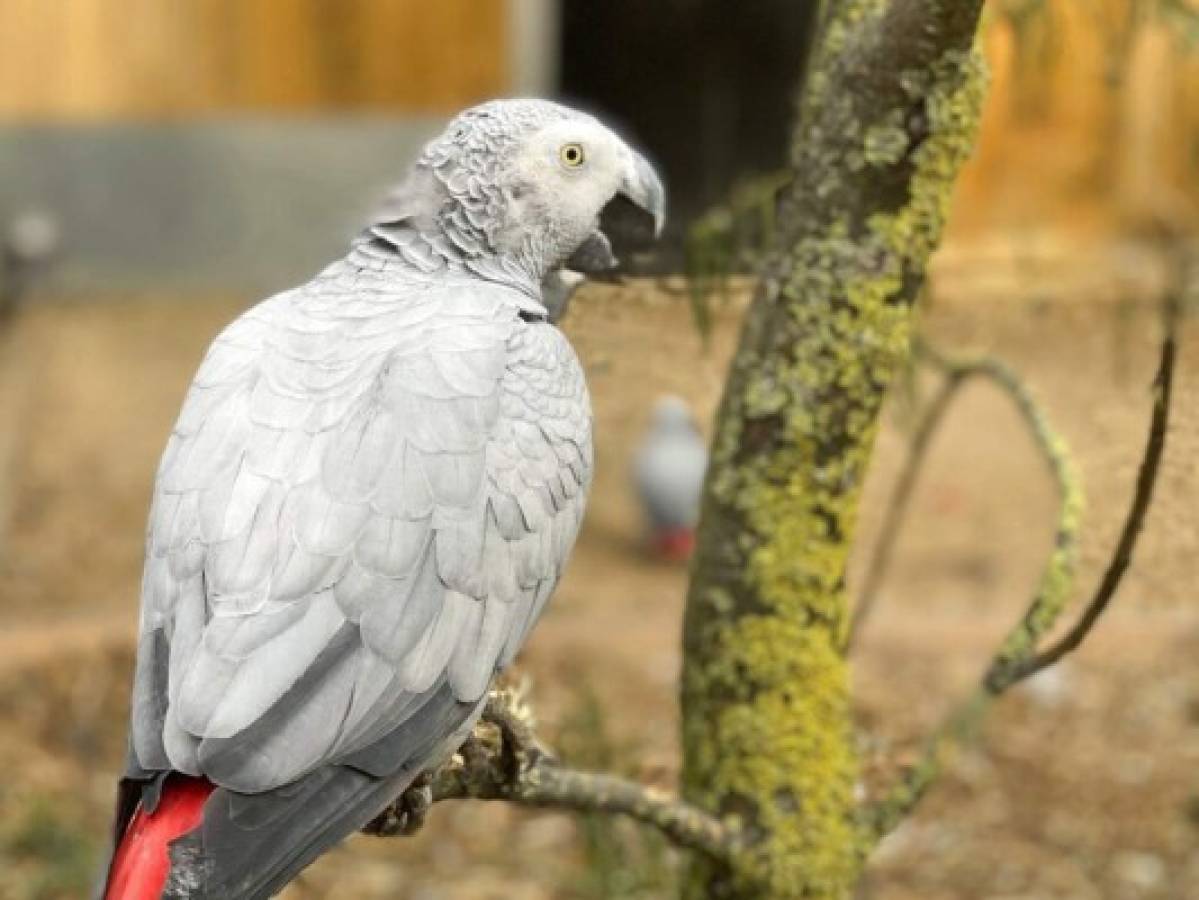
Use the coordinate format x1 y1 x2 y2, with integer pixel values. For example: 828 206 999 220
129 274 592 794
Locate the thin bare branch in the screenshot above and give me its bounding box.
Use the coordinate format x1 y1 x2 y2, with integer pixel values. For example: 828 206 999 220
368 688 740 864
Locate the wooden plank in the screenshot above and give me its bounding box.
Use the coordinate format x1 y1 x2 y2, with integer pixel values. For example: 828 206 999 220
0 0 509 119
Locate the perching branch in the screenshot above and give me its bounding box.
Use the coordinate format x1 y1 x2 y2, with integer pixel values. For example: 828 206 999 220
366 686 740 865
862 296 1178 842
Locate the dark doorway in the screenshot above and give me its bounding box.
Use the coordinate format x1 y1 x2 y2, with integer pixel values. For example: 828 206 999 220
558 1 818 264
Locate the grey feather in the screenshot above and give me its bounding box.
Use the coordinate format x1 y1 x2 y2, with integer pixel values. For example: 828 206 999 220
394 589 472 693
353 514 431 578
357 540 442 662
371 441 434 519
130 630 170 770
268 540 343 602
448 594 511 700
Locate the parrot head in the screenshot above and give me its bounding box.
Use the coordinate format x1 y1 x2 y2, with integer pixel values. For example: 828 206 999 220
497 107 666 275
650 394 700 434
371 99 666 295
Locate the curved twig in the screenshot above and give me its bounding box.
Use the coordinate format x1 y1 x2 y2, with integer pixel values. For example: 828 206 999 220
852 338 1085 651
861 298 1178 843
986 295 1178 690
922 342 1086 682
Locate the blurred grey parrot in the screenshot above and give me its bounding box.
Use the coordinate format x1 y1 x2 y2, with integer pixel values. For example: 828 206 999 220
101 99 664 900
1 209 60 321
632 395 707 561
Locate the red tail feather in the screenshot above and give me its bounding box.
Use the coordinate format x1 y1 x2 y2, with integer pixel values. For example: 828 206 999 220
105 775 215 900
652 527 695 561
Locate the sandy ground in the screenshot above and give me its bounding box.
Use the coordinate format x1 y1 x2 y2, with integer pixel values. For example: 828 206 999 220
0 265 1197 898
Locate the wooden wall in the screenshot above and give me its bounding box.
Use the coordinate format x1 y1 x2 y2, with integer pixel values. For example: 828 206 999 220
0 0 509 119
951 1 1199 235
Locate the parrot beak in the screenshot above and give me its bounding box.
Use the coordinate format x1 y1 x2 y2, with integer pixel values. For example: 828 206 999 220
563 151 666 278
603 150 665 252
623 151 666 239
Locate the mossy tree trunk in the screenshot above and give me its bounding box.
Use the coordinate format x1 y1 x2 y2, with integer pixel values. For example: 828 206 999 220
680 1 987 897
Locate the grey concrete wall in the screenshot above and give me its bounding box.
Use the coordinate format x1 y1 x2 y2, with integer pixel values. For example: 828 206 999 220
0 1 564 299
0 118 448 296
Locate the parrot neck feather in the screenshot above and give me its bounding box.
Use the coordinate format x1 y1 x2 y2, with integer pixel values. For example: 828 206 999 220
346 217 547 307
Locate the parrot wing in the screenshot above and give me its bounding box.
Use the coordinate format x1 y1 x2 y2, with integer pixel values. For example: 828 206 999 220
128 274 591 795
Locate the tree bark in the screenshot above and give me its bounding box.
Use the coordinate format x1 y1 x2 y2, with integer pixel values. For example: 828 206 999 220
679 1 987 896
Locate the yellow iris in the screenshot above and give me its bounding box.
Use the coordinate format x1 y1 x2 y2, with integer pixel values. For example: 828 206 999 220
559 143 585 167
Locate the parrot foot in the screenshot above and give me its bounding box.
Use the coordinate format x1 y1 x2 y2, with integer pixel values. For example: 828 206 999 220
484 691 554 779
363 772 433 837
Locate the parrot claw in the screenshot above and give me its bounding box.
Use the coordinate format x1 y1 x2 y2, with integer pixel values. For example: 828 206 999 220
363 772 433 837
484 692 556 779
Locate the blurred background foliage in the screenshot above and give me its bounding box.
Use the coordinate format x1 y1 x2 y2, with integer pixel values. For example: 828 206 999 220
555 689 679 899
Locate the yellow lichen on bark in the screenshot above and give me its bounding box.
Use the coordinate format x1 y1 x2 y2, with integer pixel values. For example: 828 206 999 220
681 4 988 896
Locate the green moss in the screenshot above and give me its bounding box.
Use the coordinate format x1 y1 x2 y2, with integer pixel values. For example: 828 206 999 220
558 689 680 898
682 35 988 900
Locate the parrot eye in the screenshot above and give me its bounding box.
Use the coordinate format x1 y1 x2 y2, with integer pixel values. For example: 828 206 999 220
559 143 586 168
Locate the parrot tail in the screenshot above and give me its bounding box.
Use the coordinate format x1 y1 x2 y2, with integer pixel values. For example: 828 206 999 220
105 775 215 900
100 767 416 900
652 527 695 562
97 683 477 897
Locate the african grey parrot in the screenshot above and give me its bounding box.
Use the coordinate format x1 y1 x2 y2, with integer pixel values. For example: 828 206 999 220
101 99 664 900
632 395 707 560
